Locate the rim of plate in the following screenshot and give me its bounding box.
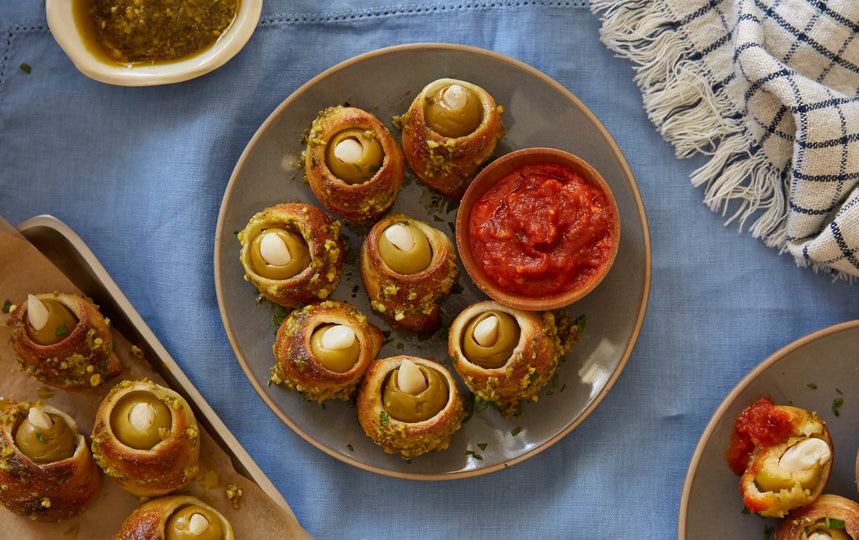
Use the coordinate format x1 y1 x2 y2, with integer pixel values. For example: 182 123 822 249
213 42 652 480
677 318 859 538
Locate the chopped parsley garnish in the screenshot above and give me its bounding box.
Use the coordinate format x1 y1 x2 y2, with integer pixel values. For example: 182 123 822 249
833 396 843 416
36 433 44 442
55 324 69 337
19 63 31 74
825 516 846 529
2 300 11 313
576 314 587 332
346 444 354 452
510 426 522 436
807 382 817 389
465 450 483 460
379 410 389 426
272 305 289 327
477 443 487 451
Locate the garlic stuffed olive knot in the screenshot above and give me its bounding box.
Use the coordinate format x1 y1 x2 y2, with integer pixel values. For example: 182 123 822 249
304 106 404 224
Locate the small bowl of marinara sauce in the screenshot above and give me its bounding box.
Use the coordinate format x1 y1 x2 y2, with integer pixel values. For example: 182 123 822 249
456 147 620 311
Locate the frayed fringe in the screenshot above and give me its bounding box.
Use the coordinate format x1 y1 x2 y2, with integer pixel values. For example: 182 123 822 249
591 0 821 268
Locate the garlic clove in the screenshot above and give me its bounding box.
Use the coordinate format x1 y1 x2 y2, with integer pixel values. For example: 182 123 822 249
27 407 54 430
259 232 293 266
383 224 414 253
188 513 211 535
333 137 365 164
128 402 157 432
397 359 428 395
472 314 500 347
442 84 468 110
779 438 831 472
321 325 356 350
27 294 49 332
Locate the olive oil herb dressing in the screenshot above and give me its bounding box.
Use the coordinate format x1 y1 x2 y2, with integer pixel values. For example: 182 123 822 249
72 0 240 64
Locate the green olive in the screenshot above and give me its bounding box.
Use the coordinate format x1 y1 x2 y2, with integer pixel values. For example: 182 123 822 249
110 391 172 450
14 407 76 464
377 222 432 274
382 364 449 423
754 444 824 492
461 311 520 369
25 297 78 346
250 228 311 280
309 324 361 373
424 83 482 138
324 128 384 184
166 505 226 540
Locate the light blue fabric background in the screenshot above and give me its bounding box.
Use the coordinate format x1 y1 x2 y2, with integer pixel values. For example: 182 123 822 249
1 1 857 538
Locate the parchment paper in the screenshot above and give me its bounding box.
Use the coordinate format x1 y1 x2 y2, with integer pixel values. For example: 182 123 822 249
0 216 311 539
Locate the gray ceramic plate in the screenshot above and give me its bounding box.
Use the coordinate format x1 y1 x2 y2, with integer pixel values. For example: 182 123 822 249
214 43 650 479
679 320 859 538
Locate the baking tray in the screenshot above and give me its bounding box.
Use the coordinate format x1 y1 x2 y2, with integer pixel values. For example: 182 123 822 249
15 214 294 518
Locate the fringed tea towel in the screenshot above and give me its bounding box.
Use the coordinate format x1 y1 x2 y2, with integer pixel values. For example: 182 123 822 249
591 0 859 280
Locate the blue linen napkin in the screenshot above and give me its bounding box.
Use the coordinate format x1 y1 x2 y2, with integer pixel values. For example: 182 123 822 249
592 0 859 279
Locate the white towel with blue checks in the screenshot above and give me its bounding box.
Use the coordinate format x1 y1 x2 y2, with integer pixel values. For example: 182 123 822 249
592 0 859 279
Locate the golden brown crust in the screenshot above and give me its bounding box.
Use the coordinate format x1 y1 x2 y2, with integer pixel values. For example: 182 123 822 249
360 213 459 334
237 202 344 308
398 78 504 199
738 404 833 518
356 356 465 459
8 292 122 390
776 494 859 539
304 106 405 224
271 300 384 403
109 495 235 540
448 301 583 416
0 402 101 522
91 379 200 497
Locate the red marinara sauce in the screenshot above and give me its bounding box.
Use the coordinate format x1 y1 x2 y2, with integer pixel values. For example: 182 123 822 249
467 162 615 297
725 396 794 475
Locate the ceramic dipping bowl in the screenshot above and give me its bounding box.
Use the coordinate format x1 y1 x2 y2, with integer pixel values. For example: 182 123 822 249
455 147 621 311
46 0 262 86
